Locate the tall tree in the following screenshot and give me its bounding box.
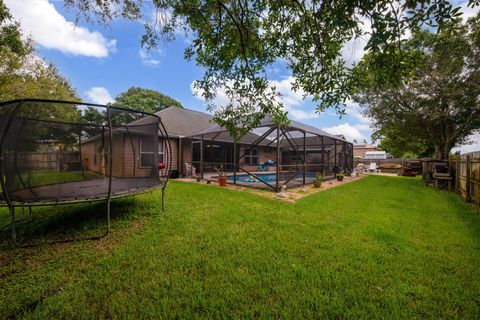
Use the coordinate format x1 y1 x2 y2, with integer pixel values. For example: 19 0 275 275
109 87 183 125
377 133 435 159
0 0 78 102
0 0 80 150
114 87 183 112
356 15 480 160
0 0 33 94
0 0 31 55
81 106 105 137
63 0 477 140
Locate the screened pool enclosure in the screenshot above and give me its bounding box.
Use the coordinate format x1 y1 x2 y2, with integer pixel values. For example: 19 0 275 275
0 99 171 246
189 116 353 191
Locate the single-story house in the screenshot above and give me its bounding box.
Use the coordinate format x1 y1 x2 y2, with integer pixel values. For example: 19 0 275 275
353 142 382 159
81 106 213 178
81 106 353 189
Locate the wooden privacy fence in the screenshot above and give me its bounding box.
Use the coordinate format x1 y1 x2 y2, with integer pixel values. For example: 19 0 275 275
451 151 480 206
353 159 408 173
13 151 81 171
353 159 407 168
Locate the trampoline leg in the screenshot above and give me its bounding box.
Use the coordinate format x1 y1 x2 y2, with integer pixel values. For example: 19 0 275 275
8 200 111 248
161 187 165 212
106 198 111 234
9 206 18 246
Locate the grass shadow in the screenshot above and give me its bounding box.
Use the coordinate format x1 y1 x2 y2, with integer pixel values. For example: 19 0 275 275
0 195 155 249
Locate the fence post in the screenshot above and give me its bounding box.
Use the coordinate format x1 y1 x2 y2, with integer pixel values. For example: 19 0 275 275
455 156 460 193
466 155 471 203
57 149 60 172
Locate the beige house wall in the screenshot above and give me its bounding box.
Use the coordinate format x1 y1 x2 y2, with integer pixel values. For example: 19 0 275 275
353 146 381 158
180 138 193 175
81 134 178 178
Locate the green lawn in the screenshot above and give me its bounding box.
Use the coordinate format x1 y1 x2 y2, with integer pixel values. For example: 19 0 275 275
0 176 479 318
22 171 101 187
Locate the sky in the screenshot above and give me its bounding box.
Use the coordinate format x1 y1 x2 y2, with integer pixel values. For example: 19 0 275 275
4 0 480 153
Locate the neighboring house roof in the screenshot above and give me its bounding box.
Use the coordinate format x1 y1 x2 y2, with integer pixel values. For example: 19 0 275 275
353 143 382 158
365 151 386 155
128 106 214 138
353 143 380 149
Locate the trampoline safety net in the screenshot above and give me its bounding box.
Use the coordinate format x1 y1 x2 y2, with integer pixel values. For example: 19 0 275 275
0 99 171 246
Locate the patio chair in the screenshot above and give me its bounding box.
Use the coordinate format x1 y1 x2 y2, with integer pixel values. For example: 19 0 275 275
356 163 365 173
185 162 195 177
192 166 197 177
368 162 380 173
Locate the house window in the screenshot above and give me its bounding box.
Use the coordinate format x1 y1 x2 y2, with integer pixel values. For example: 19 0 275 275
141 138 164 167
306 151 322 163
244 148 258 165
290 150 301 161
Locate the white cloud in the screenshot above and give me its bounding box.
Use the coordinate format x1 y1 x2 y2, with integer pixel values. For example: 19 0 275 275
139 48 161 67
191 76 320 120
322 123 366 142
345 99 372 125
190 78 375 141
190 81 229 107
453 132 480 154
340 12 416 66
85 87 114 105
283 108 319 121
5 0 116 58
341 17 371 65
270 76 320 120
149 8 193 43
353 123 372 131
270 77 305 107
459 1 480 21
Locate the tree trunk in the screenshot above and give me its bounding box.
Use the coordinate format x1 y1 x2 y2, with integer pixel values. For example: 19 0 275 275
434 144 452 160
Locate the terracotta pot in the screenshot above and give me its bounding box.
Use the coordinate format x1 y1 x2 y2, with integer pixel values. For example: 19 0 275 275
313 180 322 188
218 176 228 186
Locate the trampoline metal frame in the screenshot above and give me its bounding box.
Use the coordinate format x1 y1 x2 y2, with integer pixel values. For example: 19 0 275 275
0 99 172 247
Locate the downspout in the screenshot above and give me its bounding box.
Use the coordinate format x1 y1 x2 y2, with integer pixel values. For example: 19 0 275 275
178 137 182 176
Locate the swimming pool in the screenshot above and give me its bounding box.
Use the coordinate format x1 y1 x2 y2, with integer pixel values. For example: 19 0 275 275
227 172 317 183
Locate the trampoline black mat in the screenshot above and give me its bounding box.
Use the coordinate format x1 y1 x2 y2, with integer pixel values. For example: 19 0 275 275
8 177 161 203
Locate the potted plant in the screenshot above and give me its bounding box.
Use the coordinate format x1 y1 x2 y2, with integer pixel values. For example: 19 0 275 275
336 170 345 181
216 166 228 186
313 173 323 188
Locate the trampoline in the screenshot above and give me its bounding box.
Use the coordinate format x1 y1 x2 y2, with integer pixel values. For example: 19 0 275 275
0 99 172 247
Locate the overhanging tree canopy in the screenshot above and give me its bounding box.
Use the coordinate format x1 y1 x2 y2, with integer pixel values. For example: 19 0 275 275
356 14 480 160
62 0 479 138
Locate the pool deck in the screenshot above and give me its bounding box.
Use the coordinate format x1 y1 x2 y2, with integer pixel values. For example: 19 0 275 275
177 174 367 202
186 171 336 190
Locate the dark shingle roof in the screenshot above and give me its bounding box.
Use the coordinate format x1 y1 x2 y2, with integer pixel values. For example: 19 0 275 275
128 106 214 138
189 114 348 143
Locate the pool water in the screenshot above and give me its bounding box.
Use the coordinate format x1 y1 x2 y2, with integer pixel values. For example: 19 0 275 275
227 172 317 183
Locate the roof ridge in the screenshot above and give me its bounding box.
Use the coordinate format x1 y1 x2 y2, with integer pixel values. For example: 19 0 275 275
157 106 213 117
